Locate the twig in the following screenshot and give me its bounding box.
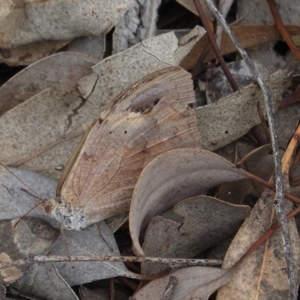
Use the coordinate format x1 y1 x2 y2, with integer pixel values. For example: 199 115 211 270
204 1 296 299
110 278 115 300
1 255 222 269
193 0 239 92
266 0 300 61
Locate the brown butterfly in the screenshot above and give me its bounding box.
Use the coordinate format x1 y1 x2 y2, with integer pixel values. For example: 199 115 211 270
38 66 201 230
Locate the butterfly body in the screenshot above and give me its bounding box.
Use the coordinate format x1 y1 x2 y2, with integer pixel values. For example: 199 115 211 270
39 67 201 230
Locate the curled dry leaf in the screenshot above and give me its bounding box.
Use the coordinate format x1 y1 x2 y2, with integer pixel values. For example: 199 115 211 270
141 196 250 275
10 264 79 300
129 148 248 256
0 218 59 285
217 187 300 299
0 0 133 48
133 266 232 300
0 28 205 179
37 67 201 230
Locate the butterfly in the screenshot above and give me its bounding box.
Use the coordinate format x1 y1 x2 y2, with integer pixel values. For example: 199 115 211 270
38 66 201 230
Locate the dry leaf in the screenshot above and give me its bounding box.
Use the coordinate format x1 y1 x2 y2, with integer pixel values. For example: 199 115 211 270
10 264 79 300
141 196 250 275
65 36 106 61
0 218 59 285
0 40 70 66
0 0 133 48
217 187 300 299
0 52 98 116
49 223 132 286
133 267 232 300
0 28 205 179
196 69 292 150
80 26 205 103
38 67 201 229
129 148 248 256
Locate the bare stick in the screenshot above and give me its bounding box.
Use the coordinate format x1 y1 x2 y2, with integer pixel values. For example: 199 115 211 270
204 1 296 298
1 255 222 269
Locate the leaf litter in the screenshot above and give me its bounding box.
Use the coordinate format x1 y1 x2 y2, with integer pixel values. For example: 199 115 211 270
1 0 300 299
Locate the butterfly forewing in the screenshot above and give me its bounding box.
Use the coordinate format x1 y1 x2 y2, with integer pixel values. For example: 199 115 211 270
57 67 201 227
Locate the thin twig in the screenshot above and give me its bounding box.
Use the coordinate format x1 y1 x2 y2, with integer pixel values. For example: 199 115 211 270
204 1 296 299
193 0 239 92
266 0 300 61
1 255 222 269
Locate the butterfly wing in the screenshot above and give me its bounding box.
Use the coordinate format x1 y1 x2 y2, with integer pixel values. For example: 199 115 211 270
59 67 201 225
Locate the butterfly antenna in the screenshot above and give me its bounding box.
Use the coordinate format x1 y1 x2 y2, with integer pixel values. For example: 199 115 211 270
0 162 41 199
0 162 48 228
13 200 46 229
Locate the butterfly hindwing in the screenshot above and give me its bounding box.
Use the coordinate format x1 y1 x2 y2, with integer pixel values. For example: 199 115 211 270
58 67 201 225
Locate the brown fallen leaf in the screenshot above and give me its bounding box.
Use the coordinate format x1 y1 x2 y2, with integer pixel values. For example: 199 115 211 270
129 148 248 256
133 266 232 300
217 186 300 299
0 218 59 285
141 195 250 275
37 67 201 230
